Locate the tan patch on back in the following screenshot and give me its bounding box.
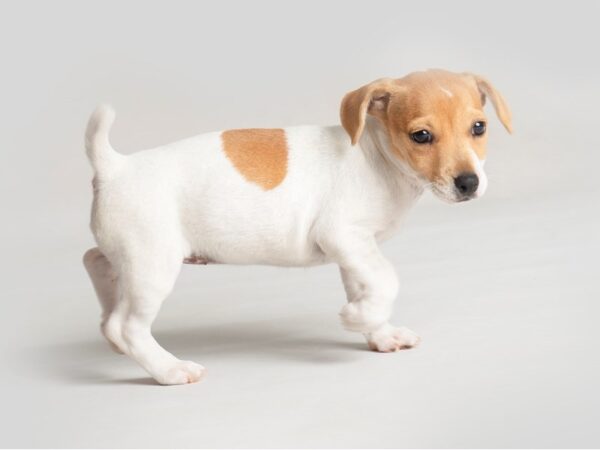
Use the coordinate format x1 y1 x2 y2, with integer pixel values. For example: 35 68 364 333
221 128 288 190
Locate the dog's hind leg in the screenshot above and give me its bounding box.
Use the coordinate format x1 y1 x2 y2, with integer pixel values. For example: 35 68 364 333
111 244 205 385
83 247 124 353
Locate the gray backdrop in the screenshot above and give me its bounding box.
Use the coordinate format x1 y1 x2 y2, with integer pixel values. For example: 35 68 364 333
1 0 599 448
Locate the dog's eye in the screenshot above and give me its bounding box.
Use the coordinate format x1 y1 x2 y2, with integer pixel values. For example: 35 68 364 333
411 130 433 144
472 121 486 136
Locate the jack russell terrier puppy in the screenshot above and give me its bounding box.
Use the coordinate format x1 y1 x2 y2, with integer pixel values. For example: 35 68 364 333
83 69 512 385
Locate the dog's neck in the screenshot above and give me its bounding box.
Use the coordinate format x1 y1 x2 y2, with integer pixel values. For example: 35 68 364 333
359 116 425 202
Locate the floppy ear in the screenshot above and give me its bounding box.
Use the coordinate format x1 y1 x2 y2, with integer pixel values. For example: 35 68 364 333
470 74 513 133
340 78 394 145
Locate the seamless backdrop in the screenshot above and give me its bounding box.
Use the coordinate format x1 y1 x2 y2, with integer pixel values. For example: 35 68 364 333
1 1 599 448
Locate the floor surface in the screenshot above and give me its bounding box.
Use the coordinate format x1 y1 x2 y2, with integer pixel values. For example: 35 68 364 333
4 190 599 448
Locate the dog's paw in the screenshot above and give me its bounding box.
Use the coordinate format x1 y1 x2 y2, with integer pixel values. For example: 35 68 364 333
366 324 420 352
156 360 206 385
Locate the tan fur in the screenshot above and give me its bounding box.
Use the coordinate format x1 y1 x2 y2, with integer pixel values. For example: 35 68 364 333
340 69 512 185
340 78 396 145
221 128 288 190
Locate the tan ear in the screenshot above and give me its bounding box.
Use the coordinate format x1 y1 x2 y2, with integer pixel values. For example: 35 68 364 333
470 74 513 133
340 78 394 145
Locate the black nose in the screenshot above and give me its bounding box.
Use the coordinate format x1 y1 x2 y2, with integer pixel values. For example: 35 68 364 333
454 173 479 196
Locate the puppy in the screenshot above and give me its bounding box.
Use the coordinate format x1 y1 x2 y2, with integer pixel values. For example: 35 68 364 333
83 69 511 385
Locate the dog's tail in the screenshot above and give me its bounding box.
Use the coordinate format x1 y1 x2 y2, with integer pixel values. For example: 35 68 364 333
85 105 124 177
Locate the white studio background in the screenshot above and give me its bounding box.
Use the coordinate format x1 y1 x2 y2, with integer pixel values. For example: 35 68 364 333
1 1 599 448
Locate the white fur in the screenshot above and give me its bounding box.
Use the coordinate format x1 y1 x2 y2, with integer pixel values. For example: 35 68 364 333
470 148 488 198
83 106 478 384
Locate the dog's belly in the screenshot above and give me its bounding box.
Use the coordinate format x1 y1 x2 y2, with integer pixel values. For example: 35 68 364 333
181 213 328 267
184 244 329 267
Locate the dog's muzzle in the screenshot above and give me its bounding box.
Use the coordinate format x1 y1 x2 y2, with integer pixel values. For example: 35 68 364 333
454 173 479 200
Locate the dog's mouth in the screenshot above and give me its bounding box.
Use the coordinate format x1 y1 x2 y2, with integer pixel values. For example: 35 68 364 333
430 183 478 203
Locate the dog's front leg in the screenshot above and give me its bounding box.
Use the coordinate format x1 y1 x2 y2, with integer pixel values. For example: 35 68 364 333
323 233 420 352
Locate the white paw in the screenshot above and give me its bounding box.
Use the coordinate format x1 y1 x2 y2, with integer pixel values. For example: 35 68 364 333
366 325 421 352
156 360 206 385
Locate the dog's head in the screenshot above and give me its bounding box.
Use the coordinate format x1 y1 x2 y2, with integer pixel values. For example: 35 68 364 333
340 69 512 202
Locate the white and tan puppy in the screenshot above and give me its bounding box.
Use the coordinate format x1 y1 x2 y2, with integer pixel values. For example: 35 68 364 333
83 69 511 385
